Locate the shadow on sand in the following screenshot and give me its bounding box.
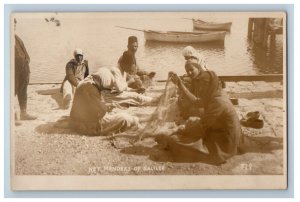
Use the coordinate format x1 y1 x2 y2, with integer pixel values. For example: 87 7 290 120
34 109 283 165
34 116 74 135
119 135 216 164
238 135 283 154
118 134 283 165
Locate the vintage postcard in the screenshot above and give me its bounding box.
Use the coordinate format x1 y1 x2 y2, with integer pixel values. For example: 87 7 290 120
11 12 287 190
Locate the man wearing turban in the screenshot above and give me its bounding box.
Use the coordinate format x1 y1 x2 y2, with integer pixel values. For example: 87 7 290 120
182 46 208 71
61 48 89 109
69 68 140 136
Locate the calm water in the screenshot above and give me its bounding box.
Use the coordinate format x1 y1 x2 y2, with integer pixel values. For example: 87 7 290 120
15 13 284 83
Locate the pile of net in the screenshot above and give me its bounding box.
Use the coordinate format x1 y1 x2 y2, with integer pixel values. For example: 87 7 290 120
137 77 181 141
110 76 184 148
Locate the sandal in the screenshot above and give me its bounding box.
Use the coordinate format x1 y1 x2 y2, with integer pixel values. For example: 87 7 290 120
246 111 260 119
240 117 264 129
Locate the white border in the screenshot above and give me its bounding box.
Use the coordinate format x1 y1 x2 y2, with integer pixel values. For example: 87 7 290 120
1 0 298 200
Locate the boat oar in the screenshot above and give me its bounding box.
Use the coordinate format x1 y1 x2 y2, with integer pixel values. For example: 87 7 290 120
183 18 206 23
183 18 194 20
115 25 145 32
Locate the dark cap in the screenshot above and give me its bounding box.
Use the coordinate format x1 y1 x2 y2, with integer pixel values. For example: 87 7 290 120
128 36 138 45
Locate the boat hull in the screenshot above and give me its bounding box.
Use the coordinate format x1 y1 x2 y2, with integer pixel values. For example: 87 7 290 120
193 21 232 31
144 31 226 43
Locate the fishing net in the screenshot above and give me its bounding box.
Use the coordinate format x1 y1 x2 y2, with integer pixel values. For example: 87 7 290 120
137 76 182 141
109 75 183 149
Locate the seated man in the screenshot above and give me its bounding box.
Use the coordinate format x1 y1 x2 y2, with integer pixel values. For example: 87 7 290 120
61 48 89 108
155 62 241 165
118 36 156 93
117 51 144 92
178 46 210 119
69 69 140 136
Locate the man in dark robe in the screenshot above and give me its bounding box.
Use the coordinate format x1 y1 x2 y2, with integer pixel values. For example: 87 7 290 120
61 48 89 108
15 34 36 120
156 61 241 165
117 36 156 93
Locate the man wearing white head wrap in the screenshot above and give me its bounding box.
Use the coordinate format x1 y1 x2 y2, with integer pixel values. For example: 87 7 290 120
69 71 140 136
91 68 115 90
95 67 154 106
182 46 208 71
61 48 89 109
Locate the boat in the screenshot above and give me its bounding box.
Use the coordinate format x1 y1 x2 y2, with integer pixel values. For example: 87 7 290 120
143 30 226 43
192 19 232 31
116 26 226 43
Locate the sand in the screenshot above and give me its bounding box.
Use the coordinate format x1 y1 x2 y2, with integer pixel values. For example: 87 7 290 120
13 81 284 175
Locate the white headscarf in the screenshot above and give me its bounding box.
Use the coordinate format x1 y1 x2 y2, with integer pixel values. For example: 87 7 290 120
182 46 200 59
73 48 83 57
182 46 208 70
92 68 115 89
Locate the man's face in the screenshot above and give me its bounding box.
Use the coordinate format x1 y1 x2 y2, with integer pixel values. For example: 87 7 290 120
185 64 200 79
128 42 138 53
75 54 83 63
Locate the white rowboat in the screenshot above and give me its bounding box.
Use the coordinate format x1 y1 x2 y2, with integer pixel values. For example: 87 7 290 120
144 30 226 43
192 19 232 31
116 26 226 43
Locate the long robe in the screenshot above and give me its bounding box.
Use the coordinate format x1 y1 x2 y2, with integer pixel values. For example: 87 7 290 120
159 71 241 164
15 35 30 110
192 71 241 163
69 75 139 136
69 76 107 135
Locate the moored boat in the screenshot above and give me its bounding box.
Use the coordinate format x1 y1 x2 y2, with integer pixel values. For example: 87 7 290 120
192 19 232 31
144 30 226 43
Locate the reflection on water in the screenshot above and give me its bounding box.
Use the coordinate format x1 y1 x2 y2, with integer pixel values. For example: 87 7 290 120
14 13 284 83
143 41 226 77
247 36 284 74
144 40 225 50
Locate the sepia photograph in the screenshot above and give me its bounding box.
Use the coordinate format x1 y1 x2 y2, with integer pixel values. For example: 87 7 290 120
10 11 287 190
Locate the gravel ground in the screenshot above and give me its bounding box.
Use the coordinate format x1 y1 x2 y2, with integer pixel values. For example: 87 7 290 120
13 81 285 175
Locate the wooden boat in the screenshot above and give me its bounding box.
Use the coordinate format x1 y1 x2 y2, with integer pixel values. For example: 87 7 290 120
116 26 226 43
192 19 232 31
143 30 226 43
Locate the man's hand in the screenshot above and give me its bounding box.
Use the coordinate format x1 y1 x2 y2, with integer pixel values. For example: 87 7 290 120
137 87 146 94
106 103 114 112
148 72 156 79
106 102 128 111
168 71 180 85
117 99 140 107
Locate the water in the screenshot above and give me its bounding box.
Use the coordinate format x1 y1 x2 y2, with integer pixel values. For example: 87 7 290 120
14 12 284 83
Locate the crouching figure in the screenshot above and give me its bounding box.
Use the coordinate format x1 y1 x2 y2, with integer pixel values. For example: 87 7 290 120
69 69 139 136
156 61 242 165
